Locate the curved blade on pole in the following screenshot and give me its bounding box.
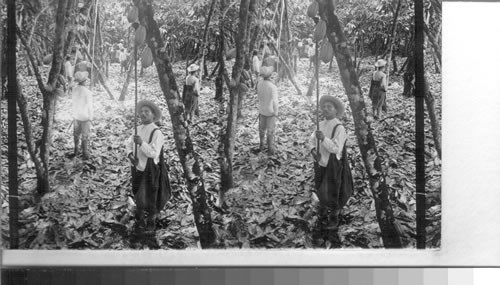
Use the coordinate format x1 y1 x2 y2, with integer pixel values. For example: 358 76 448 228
315 39 320 159
134 44 138 160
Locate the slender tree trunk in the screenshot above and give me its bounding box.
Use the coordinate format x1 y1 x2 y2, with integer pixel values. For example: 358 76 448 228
216 0 228 205
7 0 19 249
317 0 402 248
119 45 145 101
423 23 441 65
77 36 115 100
415 0 426 249
219 0 251 204
423 75 441 159
403 51 415 97
386 0 401 85
36 0 74 194
199 0 216 81
263 29 302 95
134 0 217 248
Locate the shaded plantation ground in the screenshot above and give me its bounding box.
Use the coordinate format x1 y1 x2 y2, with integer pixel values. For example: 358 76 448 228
0 56 441 249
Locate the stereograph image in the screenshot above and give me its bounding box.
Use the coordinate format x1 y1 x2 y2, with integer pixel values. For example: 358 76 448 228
0 0 441 250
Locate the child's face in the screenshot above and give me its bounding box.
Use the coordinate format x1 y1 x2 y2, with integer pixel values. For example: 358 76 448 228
140 106 155 124
321 102 337 119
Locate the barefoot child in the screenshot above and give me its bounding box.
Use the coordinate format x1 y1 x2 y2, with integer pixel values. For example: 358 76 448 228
309 95 354 245
71 71 93 160
256 65 279 155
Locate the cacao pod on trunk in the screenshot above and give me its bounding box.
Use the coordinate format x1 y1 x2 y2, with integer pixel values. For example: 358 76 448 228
134 25 146 46
307 1 318 18
319 40 334 63
141 46 153 68
43 54 53 65
313 20 327 42
127 6 138 23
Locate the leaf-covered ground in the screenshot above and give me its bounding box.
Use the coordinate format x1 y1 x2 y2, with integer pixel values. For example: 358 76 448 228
1 55 441 249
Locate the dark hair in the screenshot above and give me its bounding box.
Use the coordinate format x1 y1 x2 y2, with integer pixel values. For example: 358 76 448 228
252 50 258 56
66 55 71 60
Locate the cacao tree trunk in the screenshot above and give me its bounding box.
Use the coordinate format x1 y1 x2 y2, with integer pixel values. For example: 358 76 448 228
134 0 217 248
119 45 145 101
77 36 115 100
403 52 415 97
7 0 19 249
386 0 401 85
317 0 402 248
36 0 74 194
219 0 252 205
415 0 426 249
424 74 441 159
263 30 302 95
423 23 441 65
199 0 216 81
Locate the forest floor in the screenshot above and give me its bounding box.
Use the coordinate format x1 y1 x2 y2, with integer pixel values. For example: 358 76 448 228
1 55 441 249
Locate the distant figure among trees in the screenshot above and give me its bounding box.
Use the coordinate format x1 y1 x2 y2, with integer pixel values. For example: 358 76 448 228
183 64 201 124
119 49 129 75
368 59 388 119
70 71 93 160
256 66 279 155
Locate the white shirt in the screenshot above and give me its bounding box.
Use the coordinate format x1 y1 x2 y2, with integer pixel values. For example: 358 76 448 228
72 85 93 121
125 123 165 171
186 74 200 95
119 51 128 62
309 118 347 166
252 55 261 73
65 61 74 78
307 44 316 57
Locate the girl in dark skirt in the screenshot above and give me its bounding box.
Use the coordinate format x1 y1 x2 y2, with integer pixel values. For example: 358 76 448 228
369 59 389 119
309 95 354 246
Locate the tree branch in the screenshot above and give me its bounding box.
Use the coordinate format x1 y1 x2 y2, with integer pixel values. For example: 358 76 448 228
16 26 47 95
16 77 44 180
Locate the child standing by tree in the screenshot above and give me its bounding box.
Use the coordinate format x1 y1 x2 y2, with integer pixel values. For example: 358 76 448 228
256 65 279 155
252 49 261 83
126 100 167 231
309 95 354 246
71 71 93 160
183 64 201 124
308 42 316 70
119 48 128 75
64 55 74 93
368 59 388 119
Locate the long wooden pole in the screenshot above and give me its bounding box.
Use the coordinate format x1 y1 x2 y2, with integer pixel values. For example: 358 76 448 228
134 43 138 160
91 0 99 87
315 39 320 158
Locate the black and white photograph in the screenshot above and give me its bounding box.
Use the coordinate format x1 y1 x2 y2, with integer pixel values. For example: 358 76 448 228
0 0 441 251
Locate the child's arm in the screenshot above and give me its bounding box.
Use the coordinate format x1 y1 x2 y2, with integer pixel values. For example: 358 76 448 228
272 85 279 116
88 90 94 121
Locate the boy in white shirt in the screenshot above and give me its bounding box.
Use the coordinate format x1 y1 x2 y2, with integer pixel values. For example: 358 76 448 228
126 100 165 231
309 95 354 246
71 71 93 160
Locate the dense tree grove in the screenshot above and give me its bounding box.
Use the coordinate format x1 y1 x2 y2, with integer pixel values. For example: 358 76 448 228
1 0 441 249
